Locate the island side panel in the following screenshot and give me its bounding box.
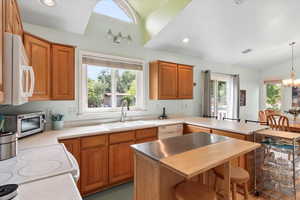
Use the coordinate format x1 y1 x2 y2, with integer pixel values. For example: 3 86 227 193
134 152 184 200
134 152 160 200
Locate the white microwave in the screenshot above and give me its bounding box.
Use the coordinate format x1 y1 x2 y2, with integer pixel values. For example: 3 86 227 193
3 32 35 105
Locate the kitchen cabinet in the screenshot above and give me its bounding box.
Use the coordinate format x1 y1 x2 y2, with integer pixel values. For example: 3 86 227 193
149 60 193 100
135 128 157 140
59 138 81 191
81 135 109 194
178 64 193 99
51 44 75 100
0 0 4 103
109 131 135 184
24 33 51 101
109 141 134 184
11 0 22 37
183 124 211 134
4 0 22 36
4 0 13 33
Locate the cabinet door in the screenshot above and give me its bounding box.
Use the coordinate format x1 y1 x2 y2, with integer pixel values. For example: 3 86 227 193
178 64 193 99
11 0 22 37
0 0 4 103
51 44 75 100
24 34 51 101
109 141 134 184
59 139 81 190
136 137 157 144
158 62 178 99
4 0 13 33
81 145 108 194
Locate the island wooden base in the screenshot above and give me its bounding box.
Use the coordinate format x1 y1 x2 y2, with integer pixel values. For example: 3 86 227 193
134 152 232 200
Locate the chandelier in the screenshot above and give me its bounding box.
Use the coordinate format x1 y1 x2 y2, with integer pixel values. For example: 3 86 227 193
282 42 300 87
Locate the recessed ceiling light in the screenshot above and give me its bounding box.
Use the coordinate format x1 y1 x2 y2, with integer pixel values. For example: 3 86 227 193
40 0 56 7
182 38 190 44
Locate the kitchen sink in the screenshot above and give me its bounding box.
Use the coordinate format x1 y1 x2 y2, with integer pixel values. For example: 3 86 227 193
102 121 156 131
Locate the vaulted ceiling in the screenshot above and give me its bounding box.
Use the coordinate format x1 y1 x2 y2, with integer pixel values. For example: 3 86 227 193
145 0 300 69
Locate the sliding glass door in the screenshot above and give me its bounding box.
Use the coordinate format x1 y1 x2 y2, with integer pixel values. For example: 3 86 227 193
210 75 234 119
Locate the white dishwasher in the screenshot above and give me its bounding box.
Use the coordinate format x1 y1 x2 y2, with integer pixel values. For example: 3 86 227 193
158 124 183 140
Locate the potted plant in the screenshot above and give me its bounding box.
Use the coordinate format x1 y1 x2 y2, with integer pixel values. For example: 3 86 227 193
51 113 65 130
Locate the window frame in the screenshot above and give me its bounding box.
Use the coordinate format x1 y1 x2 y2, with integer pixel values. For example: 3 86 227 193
79 51 145 115
93 0 138 24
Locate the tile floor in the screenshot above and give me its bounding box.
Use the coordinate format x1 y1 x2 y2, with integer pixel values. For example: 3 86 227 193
83 182 265 200
84 183 133 200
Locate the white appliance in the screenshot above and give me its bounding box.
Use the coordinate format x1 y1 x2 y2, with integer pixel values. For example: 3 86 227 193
0 144 79 186
158 124 183 140
3 32 35 105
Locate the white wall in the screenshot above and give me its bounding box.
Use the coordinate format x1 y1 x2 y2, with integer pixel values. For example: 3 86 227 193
259 57 300 112
2 14 261 124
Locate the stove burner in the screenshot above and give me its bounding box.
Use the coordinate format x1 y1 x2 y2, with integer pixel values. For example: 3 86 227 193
0 184 18 200
17 160 62 177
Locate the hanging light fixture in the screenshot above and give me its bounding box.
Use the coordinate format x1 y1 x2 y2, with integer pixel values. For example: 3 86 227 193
282 42 300 87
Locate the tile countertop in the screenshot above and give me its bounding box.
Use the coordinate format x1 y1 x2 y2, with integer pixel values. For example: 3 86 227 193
19 117 268 150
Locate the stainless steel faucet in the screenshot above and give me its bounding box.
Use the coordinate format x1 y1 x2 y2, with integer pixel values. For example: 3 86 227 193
120 100 128 122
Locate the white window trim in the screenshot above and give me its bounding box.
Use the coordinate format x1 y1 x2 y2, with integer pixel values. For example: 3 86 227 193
78 51 146 115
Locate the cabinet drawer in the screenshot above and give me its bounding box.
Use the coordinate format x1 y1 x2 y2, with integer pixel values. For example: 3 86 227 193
211 129 246 140
109 131 135 144
135 128 157 140
136 137 157 144
81 135 107 149
183 125 211 134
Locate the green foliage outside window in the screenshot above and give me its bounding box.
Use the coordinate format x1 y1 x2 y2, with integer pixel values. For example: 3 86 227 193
88 68 137 108
266 84 281 110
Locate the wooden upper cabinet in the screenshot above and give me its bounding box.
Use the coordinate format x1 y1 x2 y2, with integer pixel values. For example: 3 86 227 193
11 0 22 37
51 44 75 100
4 0 13 33
158 62 178 99
24 33 51 101
178 64 193 99
149 61 193 100
0 0 4 103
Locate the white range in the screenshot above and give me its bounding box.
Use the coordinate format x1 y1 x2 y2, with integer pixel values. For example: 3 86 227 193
0 144 81 200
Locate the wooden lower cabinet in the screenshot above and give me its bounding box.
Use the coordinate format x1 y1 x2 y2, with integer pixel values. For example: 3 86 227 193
81 144 109 194
136 137 157 144
183 124 211 134
109 141 134 184
59 138 81 190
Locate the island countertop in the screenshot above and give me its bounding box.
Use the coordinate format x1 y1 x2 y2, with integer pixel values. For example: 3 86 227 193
132 132 261 178
131 133 229 161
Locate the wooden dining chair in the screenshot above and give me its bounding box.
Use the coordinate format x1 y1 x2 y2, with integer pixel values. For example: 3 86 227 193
258 111 268 125
265 109 276 117
267 114 290 131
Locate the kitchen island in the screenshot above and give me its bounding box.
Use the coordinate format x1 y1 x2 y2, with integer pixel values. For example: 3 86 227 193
131 133 261 200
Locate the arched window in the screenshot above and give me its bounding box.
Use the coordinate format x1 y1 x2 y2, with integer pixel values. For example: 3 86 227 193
94 0 137 24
